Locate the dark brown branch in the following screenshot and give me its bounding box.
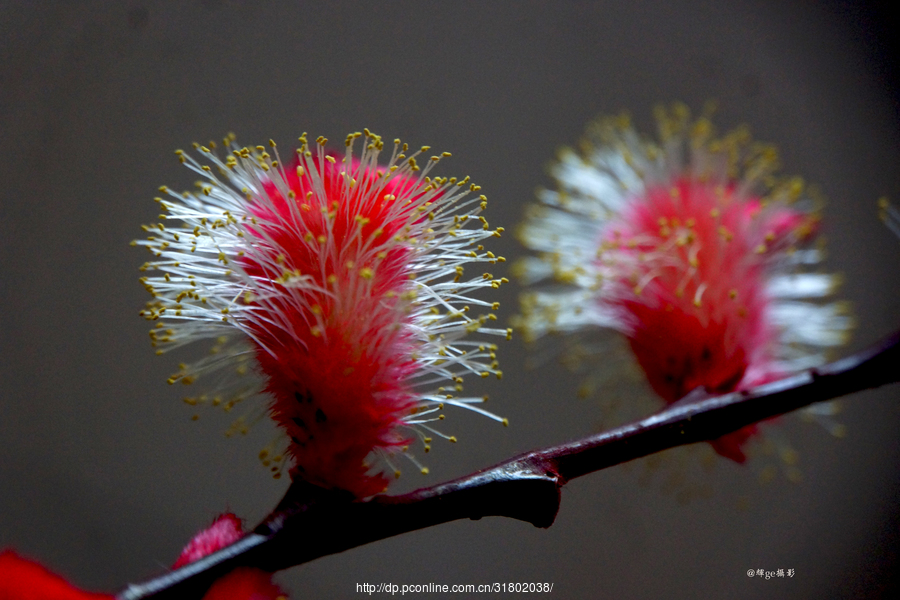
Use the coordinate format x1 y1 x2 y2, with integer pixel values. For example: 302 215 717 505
118 330 900 599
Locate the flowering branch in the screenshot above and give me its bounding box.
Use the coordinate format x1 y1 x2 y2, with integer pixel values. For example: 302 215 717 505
119 328 900 599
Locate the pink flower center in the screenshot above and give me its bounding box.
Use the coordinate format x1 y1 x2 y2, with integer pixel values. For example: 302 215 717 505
241 155 426 496
603 178 812 461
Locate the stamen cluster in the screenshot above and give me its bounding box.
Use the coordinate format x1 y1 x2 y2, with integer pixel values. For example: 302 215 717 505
136 130 509 496
515 105 852 462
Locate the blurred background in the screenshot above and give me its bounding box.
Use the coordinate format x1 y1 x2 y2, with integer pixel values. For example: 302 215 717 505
2 1 899 598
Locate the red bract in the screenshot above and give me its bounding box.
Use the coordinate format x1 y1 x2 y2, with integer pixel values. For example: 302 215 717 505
173 513 244 568
173 514 286 600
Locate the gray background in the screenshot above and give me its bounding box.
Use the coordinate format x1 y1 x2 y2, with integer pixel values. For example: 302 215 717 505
2 1 899 598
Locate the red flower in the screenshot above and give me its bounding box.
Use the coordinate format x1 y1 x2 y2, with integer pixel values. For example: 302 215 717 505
173 513 244 568
0 514 286 600
0 550 112 600
516 105 852 464
173 514 286 600
138 131 508 497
